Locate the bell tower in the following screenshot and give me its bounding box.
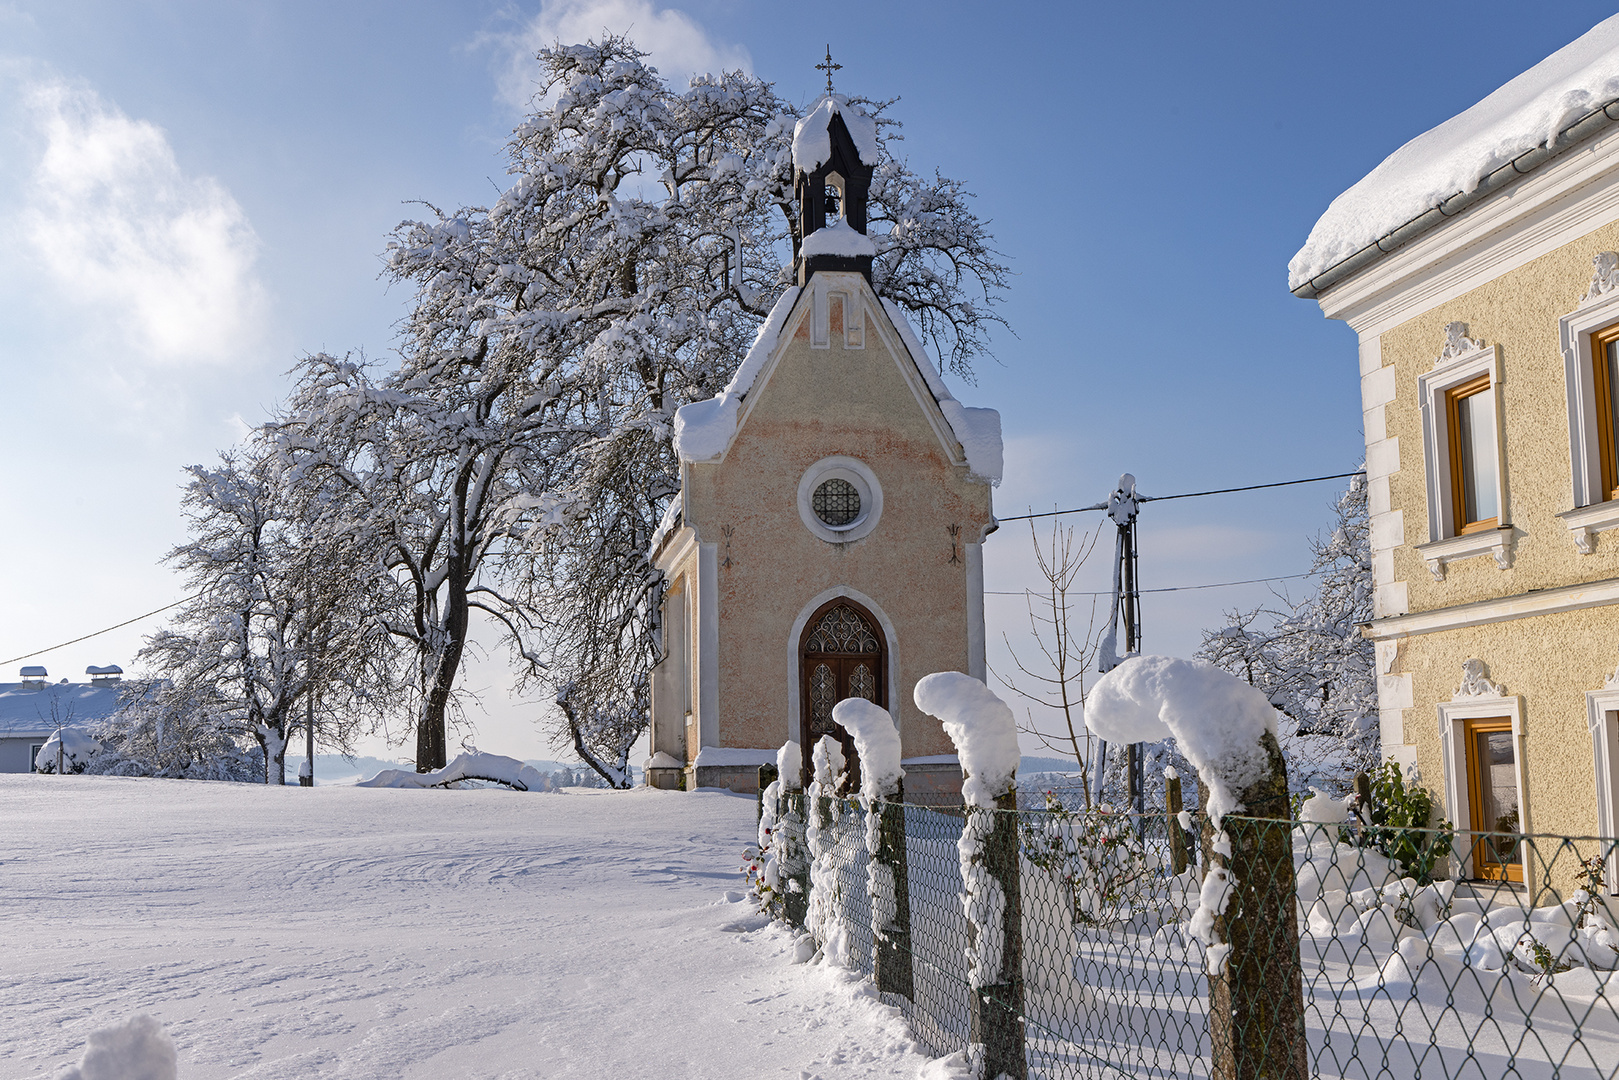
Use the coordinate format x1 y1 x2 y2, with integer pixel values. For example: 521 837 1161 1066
793 51 877 284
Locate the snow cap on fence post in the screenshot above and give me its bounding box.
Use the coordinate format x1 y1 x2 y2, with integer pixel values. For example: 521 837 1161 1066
777 740 803 791
914 671 1027 1080
832 698 904 802
913 671 1019 807
1085 655 1276 828
811 735 846 793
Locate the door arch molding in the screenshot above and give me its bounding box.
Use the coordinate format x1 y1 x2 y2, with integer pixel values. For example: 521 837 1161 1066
784 586 900 757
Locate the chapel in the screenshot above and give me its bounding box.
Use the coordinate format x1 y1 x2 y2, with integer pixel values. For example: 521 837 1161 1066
645 92 1002 801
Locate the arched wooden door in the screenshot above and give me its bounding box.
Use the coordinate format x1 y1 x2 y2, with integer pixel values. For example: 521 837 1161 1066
799 599 887 792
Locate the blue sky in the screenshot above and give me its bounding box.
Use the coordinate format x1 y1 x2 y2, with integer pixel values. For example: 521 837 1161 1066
2 1 1615 763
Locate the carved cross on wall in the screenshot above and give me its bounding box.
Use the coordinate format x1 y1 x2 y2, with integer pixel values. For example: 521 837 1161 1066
816 46 841 94
721 524 736 569
947 523 962 565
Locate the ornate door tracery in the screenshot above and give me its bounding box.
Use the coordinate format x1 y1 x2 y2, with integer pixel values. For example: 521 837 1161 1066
799 599 886 791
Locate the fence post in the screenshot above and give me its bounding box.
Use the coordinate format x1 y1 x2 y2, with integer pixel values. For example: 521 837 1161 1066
1206 730 1308 1080
1353 770 1372 825
1167 770 1189 876
874 779 914 999
758 762 778 824
972 789 1027 1080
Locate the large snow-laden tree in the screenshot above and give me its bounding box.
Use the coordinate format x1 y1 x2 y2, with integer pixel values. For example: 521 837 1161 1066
354 37 1009 780
137 443 402 783
1196 473 1377 792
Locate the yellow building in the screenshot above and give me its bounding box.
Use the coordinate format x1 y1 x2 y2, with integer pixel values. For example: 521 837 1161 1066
646 95 1000 798
1293 18 1619 890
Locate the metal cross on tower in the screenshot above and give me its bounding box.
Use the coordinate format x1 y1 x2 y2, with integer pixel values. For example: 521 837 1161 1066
816 46 841 94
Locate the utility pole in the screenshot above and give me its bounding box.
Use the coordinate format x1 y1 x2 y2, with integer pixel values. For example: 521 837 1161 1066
1094 474 1144 819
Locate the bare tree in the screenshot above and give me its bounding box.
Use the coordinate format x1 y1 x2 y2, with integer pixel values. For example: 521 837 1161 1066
994 517 1103 805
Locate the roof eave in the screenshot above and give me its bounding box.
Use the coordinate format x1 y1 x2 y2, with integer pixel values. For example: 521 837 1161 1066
1294 98 1619 301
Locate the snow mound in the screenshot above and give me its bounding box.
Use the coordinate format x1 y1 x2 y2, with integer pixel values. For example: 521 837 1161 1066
1300 786 1353 824
831 697 903 800
55 1014 177 1080
356 752 546 791
1291 14 1619 290
913 672 1018 807
1085 655 1278 826
792 94 879 173
673 287 801 463
777 740 803 790
800 219 876 258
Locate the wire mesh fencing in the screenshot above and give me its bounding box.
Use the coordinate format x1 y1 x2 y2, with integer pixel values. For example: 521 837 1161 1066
761 793 1619 1080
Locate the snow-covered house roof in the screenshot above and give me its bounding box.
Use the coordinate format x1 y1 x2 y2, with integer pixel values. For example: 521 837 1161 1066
1292 14 1619 298
670 288 1003 484
0 680 127 739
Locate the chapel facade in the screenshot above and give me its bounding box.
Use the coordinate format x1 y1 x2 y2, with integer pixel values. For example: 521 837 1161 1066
644 94 1001 801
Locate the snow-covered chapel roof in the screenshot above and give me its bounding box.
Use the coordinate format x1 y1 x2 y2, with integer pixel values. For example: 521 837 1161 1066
1291 14 1619 294
792 94 879 174
670 288 1002 484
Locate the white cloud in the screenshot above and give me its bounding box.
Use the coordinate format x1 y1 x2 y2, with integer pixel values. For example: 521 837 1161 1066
20 79 265 367
490 0 751 108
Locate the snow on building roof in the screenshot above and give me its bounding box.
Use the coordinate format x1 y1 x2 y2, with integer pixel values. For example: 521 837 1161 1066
0 680 128 738
669 287 1003 485
791 94 879 174
20 666 47 679
86 665 124 677
1291 14 1619 293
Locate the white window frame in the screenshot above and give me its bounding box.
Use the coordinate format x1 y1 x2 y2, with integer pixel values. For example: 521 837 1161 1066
1558 284 1619 552
1415 337 1511 579
797 455 883 544
1437 691 1528 882
1586 684 1619 896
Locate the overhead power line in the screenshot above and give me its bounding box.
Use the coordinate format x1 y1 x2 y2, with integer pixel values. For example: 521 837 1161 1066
0 594 200 667
985 570 1317 599
997 471 1366 524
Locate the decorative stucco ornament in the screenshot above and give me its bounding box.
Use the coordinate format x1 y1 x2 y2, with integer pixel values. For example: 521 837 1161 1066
1583 251 1619 305
1604 651 1619 691
1434 321 1485 368
1454 658 1505 699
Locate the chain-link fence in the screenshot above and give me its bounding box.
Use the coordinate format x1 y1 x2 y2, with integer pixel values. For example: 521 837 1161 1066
761 792 1619 1079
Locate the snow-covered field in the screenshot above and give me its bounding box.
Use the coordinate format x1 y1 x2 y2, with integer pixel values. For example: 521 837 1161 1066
0 776 939 1079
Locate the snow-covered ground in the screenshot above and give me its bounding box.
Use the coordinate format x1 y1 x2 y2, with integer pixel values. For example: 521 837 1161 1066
0 776 939 1079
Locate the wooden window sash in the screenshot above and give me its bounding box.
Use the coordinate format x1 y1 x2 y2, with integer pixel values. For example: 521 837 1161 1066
1592 323 1619 502
1446 373 1498 536
1463 715 1523 884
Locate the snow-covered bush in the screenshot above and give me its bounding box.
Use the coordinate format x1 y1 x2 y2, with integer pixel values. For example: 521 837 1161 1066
86 681 264 783
33 728 102 774
1021 794 1164 927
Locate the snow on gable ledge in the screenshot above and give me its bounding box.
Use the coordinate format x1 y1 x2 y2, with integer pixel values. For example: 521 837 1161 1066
1290 14 1619 291
792 94 879 174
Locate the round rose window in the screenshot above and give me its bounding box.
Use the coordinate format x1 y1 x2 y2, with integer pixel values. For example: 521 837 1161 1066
812 477 861 527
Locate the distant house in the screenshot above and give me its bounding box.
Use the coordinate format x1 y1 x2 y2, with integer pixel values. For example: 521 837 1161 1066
0 666 127 773
1291 15 1619 888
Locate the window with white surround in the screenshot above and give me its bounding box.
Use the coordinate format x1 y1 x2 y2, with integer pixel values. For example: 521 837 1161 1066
1586 668 1619 896
1416 322 1511 579
1436 660 1528 883
1558 253 1619 552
